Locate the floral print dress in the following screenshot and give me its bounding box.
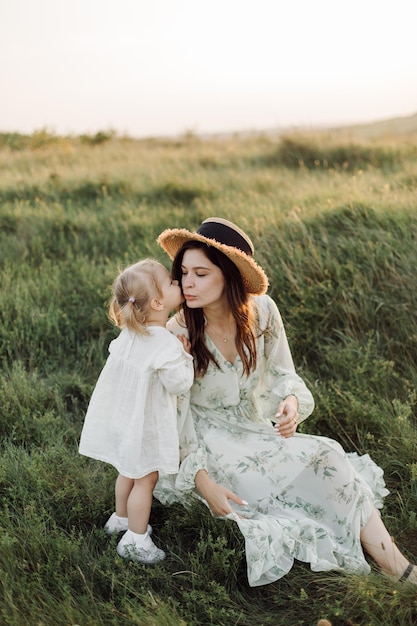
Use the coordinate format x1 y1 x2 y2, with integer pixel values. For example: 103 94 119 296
155 295 388 587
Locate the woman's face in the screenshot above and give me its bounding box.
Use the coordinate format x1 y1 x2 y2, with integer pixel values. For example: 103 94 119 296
180 248 226 309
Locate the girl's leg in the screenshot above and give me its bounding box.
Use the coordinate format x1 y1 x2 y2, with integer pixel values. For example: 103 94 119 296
115 474 134 517
360 507 417 582
116 471 165 563
127 471 159 534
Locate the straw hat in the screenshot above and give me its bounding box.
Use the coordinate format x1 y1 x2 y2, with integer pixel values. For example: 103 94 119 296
157 217 268 295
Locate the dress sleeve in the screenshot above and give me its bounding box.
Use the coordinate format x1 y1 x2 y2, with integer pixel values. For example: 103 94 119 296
161 315 208 493
175 392 208 485
156 333 194 395
153 390 208 502
260 295 315 422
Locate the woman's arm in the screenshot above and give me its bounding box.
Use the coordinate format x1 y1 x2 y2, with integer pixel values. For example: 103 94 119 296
261 295 314 424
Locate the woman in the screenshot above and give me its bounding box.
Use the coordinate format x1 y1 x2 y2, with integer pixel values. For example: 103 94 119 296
155 217 416 587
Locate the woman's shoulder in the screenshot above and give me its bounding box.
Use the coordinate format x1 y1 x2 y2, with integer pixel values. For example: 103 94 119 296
166 311 188 337
252 294 283 328
252 294 274 306
252 293 280 315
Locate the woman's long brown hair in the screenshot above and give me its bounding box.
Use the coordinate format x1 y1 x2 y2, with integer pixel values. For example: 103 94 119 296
171 241 259 377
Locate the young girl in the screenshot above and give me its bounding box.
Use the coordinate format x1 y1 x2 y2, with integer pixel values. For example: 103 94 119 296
79 259 193 564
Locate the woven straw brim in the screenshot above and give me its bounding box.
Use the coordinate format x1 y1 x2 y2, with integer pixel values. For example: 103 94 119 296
157 228 268 296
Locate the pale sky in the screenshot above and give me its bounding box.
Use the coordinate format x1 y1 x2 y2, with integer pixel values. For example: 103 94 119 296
1 0 416 138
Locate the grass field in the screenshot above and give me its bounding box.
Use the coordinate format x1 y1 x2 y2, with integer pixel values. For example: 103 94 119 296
1 124 417 626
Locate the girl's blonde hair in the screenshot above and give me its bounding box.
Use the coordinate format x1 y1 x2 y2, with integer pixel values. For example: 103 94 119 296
108 259 164 334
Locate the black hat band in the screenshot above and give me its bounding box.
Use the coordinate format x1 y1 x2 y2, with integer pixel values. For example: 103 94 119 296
197 221 253 256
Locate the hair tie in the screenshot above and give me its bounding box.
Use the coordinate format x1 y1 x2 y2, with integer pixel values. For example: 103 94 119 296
128 296 136 303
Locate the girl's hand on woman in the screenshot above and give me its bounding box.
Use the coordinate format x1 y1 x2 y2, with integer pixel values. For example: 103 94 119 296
177 334 192 354
195 470 247 517
274 395 299 438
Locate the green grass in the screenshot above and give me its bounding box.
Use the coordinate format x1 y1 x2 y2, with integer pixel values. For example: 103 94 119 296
1 129 417 625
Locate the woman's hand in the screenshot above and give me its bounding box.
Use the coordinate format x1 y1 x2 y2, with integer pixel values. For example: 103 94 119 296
274 395 299 438
195 470 247 517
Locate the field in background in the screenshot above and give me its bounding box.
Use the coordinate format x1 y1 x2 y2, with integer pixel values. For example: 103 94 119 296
1 120 417 625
